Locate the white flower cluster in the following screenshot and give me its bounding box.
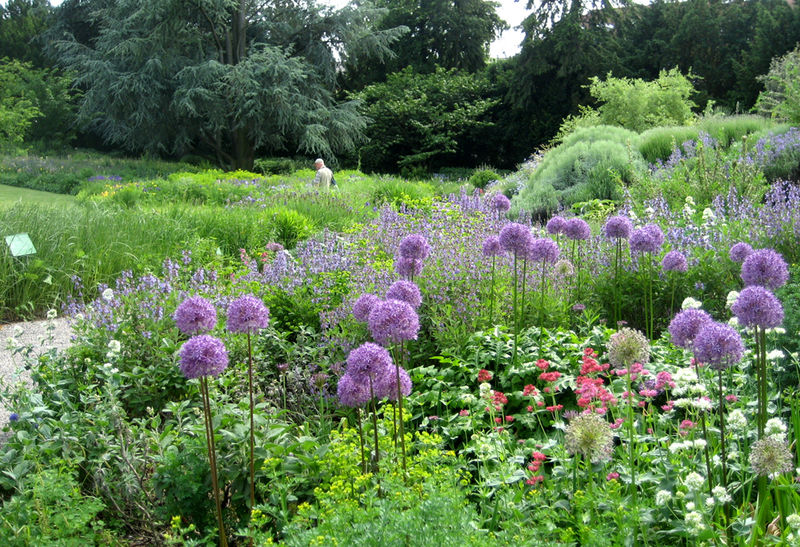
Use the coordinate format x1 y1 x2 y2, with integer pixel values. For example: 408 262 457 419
655 489 672 506
765 417 787 441
712 486 732 504
682 196 696 221
725 291 739 309
683 471 705 491
726 409 748 432
106 339 122 359
670 439 707 453
681 297 703 310
685 511 705 534
674 397 712 411
672 368 706 396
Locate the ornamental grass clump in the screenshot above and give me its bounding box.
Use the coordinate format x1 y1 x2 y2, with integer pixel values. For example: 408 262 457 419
178 334 230 547
603 215 632 325
226 295 269 533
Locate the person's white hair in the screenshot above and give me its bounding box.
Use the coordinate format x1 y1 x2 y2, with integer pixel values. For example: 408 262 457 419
314 158 325 166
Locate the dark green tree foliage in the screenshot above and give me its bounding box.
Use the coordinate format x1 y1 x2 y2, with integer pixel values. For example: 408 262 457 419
53 0 404 170
0 0 53 67
357 67 498 173
343 0 505 90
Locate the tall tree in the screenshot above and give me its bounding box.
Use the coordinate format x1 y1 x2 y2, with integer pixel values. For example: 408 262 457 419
53 0 405 169
0 0 53 67
343 0 505 90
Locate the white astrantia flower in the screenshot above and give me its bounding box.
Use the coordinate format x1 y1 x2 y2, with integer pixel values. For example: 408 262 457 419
712 486 732 504
728 409 748 432
46 309 57 320
766 418 787 440
787 513 800 529
655 490 672 506
705 497 715 508
726 291 740 309
686 501 696 511
684 472 705 491
74 313 85 321
693 439 707 449
685 511 705 533
767 349 785 361
102 288 114 301
669 441 688 454
108 340 121 353
681 297 702 310
765 327 786 335
728 317 740 328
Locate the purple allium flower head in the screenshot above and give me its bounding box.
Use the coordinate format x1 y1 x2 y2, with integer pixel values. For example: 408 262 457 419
398 234 430 260
693 322 744 369
395 257 423 278
668 309 713 350
226 295 269 334
629 224 664 254
564 218 591 240
731 286 784 329
375 364 413 400
602 215 632 240
499 222 533 256
662 250 688 273
741 249 789 289
173 296 217 335
367 299 420 345
527 237 560 263
546 215 567 235
490 193 511 213
179 335 229 379
345 342 394 381
729 242 753 263
386 280 422 309
482 235 504 257
353 293 380 322
336 373 371 407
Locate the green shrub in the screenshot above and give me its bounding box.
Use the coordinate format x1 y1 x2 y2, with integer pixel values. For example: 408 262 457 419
268 208 315 249
468 168 501 189
756 45 800 124
253 157 302 175
696 115 773 147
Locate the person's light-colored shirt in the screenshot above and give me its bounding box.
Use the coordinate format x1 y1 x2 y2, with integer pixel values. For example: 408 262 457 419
313 166 333 189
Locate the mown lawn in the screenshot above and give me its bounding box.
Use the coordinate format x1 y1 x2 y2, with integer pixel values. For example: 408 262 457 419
0 183 75 207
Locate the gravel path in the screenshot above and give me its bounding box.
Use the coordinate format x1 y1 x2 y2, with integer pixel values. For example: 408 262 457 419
0 318 74 428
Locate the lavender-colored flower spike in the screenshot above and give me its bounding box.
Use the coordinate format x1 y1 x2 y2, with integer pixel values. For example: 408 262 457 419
693 322 744 370
731 286 784 329
367 299 420 345
375 364 413 400
174 296 217 335
527 237 560 263
353 294 380 322
499 222 533 256
602 215 632 240
337 373 371 407
345 342 394 381
741 249 789 289
564 218 591 240
490 193 511 213
226 295 269 334
395 257 423 278
729 242 753 263
386 280 422 309
179 335 229 379
662 250 688 273
668 309 712 349
546 215 567 235
482 235 504 257
398 234 431 260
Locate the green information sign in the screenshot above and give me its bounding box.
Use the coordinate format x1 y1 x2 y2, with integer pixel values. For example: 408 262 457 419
5 233 36 257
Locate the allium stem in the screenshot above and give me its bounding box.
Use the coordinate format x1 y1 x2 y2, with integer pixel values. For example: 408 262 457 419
613 239 621 326
521 257 528 326
200 377 227 547
626 373 637 504
693 361 714 498
357 408 367 475
368 377 380 474
246 333 256 538
512 252 519 365
396 341 407 474
489 256 496 326
718 367 732 545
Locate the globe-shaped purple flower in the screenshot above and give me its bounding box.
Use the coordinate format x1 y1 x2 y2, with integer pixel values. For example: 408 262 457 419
668 309 713 350
527 237 560 264
602 215 632 240
490 193 511 213
629 224 664 254
353 293 380 322
499 222 533 256
367 299 420 345
345 342 394 381
564 218 591 241
375 365 412 400
729 242 753 263
173 296 217 336
179 335 229 379
226 295 269 334
482 235 504 257
731 286 784 329
395 257 423 278
693 322 744 370
337 373 371 407
741 249 789 289
386 280 422 309
398 234 431 260
662 250 688 273
546 215 567 235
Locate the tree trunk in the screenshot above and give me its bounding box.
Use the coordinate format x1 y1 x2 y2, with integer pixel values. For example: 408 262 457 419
231 126 254 171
